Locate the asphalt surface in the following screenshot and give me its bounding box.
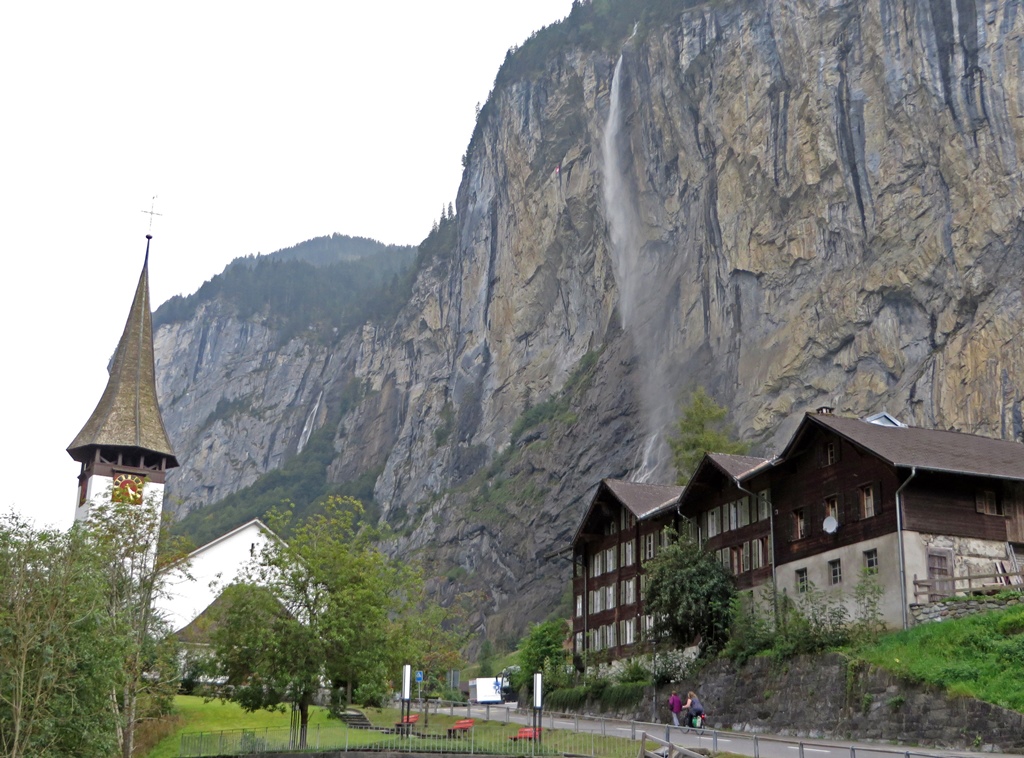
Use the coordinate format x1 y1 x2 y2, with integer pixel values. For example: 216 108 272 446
435 703 1020 758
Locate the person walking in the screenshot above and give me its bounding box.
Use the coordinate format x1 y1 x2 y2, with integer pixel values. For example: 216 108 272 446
668 690 683 726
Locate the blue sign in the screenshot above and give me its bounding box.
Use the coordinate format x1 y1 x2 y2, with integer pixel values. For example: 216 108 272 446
416 670 423 683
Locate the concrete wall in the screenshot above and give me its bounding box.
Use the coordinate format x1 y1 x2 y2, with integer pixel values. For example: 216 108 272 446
777 533 905 628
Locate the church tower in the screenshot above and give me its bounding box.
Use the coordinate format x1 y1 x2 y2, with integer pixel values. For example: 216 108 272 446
67 235 179 521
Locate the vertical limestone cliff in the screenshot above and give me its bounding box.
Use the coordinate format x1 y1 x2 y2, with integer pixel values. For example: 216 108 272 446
156 0 1024 643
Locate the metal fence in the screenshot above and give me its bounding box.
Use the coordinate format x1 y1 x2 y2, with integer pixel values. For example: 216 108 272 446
180 699 971 758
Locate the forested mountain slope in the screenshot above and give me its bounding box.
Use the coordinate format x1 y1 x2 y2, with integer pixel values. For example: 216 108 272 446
156 0 1024 647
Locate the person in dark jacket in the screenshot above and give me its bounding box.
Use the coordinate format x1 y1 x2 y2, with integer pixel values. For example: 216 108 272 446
683 691 704 727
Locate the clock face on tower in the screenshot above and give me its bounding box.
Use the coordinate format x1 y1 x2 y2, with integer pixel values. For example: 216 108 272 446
112 474 144 505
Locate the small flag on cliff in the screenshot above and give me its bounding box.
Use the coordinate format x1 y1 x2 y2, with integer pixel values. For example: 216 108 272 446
555 164 560 175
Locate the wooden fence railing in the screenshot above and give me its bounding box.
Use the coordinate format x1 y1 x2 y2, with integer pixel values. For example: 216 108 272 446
912 565 1024 603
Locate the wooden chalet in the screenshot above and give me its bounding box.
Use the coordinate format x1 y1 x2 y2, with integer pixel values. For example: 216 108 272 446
572 408 1024 660
570 479 682 660
685 408 1024 629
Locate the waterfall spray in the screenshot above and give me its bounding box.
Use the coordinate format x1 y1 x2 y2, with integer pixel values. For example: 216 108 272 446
601 53 672 483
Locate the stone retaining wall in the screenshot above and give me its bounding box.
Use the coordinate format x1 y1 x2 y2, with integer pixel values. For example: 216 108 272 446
689 654 1024 753
910 594 1022 625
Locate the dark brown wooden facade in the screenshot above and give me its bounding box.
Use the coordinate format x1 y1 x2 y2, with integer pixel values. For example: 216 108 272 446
571 480 681 661
571 409 1024 657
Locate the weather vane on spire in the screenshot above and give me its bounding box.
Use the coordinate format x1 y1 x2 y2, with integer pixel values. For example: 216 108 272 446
141 195 162 233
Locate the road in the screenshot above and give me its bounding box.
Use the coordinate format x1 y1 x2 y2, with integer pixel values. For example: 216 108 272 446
431 703 1018 758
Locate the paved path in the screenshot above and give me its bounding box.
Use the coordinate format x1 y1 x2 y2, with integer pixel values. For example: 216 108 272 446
427 703 1019 758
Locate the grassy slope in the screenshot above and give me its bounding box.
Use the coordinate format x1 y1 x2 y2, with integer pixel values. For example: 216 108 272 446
854 602 1024 711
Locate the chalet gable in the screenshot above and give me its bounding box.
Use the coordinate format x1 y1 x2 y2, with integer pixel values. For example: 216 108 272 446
571 478 682 544
679 453 769 516
778 412 1024 482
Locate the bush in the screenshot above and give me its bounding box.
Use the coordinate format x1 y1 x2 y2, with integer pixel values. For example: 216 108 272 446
353 682 387 708
616 658 650 683
546 686 588 712
600 682 646 711
995 606 1024 637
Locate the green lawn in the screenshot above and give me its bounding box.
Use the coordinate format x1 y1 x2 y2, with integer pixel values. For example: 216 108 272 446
144 698 649 758
143 696 335 758
855 600 1024 711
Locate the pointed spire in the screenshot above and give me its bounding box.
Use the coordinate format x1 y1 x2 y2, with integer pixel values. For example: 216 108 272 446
67 236 178 466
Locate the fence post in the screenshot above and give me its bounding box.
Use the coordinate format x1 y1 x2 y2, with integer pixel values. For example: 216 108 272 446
631 721 635 740
754 734 759 758
575 713 579 732
799 742 805 758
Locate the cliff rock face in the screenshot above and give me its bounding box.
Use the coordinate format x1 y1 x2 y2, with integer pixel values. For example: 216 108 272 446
155 0 1024 642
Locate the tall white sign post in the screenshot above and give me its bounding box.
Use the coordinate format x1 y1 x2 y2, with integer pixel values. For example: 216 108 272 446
401 664 412 734
533 672 543 747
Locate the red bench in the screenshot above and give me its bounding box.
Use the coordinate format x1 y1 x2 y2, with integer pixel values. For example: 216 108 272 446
448 718 474 737
510 727 542 740
395 713 419 732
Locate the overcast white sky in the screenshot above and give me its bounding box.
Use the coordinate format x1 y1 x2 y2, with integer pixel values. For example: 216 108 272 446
0 1 573 530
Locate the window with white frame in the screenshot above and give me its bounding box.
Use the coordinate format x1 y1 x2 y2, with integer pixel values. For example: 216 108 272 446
623 540 635 566
796 568 809 593
592 550 603 577
758 490 771 521
751 537 764 569
622 577 636 605
575 594 583 618
607 623 617 648
575 631 583 651
863 549 879 574
591 589 603 613
829 558 842 585
641 615 655 637
621 618 636 645
825 495 840 523
826 441 838 465
707 507 720 538
605 583 616 609
738 497 751 528
793 508 807 539
606 546 618 572
742 541 751 572
860 485 876 518
643 533 657 561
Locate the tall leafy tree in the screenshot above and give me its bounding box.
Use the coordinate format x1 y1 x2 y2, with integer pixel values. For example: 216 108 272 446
669 387 749 484
0 513 120 758
644 535 735 654
87 496 192 758
209 497 416 746
512 619 571 694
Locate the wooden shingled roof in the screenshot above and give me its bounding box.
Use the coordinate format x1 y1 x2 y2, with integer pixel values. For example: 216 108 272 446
67 241 177 466
602 478 683 519
795 412 1024 482
706 453 770 479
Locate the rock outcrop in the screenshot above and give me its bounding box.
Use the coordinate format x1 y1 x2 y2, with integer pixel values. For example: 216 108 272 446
155 0 1024 643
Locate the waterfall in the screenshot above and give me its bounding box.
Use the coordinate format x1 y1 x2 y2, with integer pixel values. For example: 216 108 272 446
601 54 671 483
296 390 323 455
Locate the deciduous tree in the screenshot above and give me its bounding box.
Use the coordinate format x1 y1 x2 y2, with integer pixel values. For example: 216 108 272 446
0 513 120 758
210 496 423 746
644 535 735 654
